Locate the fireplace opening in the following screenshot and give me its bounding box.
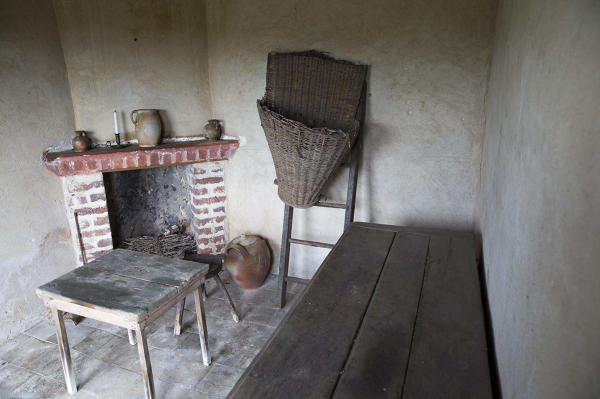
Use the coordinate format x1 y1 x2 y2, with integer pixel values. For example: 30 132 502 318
104 165 196 255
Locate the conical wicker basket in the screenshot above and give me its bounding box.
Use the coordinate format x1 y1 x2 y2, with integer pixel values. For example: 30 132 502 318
259 51 367 208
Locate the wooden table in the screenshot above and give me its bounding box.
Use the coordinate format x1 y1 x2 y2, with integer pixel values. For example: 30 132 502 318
229 222 493 398
36 249 211 399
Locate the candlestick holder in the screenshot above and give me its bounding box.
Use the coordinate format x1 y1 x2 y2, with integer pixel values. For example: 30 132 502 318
109 132 129 149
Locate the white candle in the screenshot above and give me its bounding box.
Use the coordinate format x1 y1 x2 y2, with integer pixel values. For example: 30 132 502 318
113 110 119 134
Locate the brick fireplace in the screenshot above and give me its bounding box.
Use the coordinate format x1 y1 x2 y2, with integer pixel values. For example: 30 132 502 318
42 139 239 264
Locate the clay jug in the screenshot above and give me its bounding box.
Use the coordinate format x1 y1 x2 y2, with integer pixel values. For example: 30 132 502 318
203 119 222 141
72 130 92 152
131 109 162 147
224 235 271 289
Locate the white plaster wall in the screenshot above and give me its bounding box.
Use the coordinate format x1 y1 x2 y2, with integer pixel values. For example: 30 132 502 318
53 0 213 142
206 0 496 278
0 0 77 341
479 0 600 397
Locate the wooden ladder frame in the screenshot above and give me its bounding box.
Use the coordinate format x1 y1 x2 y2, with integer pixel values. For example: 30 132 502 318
277 141 360 308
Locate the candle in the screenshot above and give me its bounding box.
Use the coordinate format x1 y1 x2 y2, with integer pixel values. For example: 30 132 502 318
113 110 119 134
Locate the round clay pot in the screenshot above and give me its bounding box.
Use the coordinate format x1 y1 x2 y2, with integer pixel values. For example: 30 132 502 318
223 235 271 289
72 130 92 152
203 119 222 141
131 109 162 147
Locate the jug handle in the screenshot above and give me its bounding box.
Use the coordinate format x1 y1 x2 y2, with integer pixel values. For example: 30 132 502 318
130 109 139 124
225 244 250 260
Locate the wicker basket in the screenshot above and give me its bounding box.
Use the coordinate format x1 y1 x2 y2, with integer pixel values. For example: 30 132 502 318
259 51 367 208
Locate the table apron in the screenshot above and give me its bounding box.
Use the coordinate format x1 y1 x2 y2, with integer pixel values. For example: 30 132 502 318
44 299 139 330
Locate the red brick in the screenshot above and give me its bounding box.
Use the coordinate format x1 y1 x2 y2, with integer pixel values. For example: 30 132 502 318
150 153 159 165
193 196 226 206
162 153 173 164
213 234 226 243
192 167 207 175
76 206 108 216
196 238 211 245
81 228 111 238
186 149 198 161
194 227 212 236
70 180 103 192
216 216 226 223
213 206 225 214
175 151 183 163
195 217 214 227
214 225 224 233
73 160 85 172
78 220 91 229
215 243 227 253
90 193 106 202
192 188 209 196
199 148 210 159
192 207 209 215
97 238 112 248
84 243 95 251
213 186 225 193
197 247 213 254
192 177 223 185
86 159 98 169
94 216 110 226
126 156 137 169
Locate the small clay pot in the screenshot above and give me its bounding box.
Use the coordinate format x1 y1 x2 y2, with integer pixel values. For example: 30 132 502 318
72 131 92 152
203 119 222 141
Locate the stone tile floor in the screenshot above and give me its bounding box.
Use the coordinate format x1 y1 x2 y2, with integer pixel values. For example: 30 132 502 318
0 274 306 399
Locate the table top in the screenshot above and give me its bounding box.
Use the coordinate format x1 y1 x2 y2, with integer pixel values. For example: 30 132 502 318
229 222 492 399
37 249 208 323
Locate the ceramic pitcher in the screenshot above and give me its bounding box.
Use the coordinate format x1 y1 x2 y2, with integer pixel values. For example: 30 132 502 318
131 109 162 147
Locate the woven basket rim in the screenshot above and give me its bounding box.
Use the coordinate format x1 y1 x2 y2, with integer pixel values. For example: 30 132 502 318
267 50 367 68
257 100 359 138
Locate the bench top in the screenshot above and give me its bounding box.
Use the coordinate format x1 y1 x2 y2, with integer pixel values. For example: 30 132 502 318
229 223 493 399
36 249 208 323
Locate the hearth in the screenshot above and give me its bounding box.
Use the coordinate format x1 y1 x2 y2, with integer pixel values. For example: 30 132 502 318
42 138 239 264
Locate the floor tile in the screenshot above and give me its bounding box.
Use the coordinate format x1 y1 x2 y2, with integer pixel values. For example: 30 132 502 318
192 363 244 399
0 364 62 399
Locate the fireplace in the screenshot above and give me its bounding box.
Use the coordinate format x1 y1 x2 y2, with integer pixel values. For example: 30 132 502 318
42 138 239 264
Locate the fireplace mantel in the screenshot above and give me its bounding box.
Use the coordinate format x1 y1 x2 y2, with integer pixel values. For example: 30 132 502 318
42 139 239 176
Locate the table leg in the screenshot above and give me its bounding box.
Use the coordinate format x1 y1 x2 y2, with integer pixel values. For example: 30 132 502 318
127 329 136 345
50 307 77 394
135 329 155 399
173 297 186 335
193 287 211 365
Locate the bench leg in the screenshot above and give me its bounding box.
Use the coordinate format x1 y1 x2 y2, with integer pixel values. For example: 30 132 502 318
193 287 211 365
127 329 136 345
173 297 186 335
51 307 77 395
135 329 155 399
215 274 240 322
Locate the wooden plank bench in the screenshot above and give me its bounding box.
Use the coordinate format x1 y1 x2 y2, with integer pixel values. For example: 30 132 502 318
228 222 493 398
36 249 211 399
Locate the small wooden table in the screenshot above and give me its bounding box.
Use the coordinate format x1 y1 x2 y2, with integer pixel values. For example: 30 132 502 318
36 249 211 399
229 223 493 398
